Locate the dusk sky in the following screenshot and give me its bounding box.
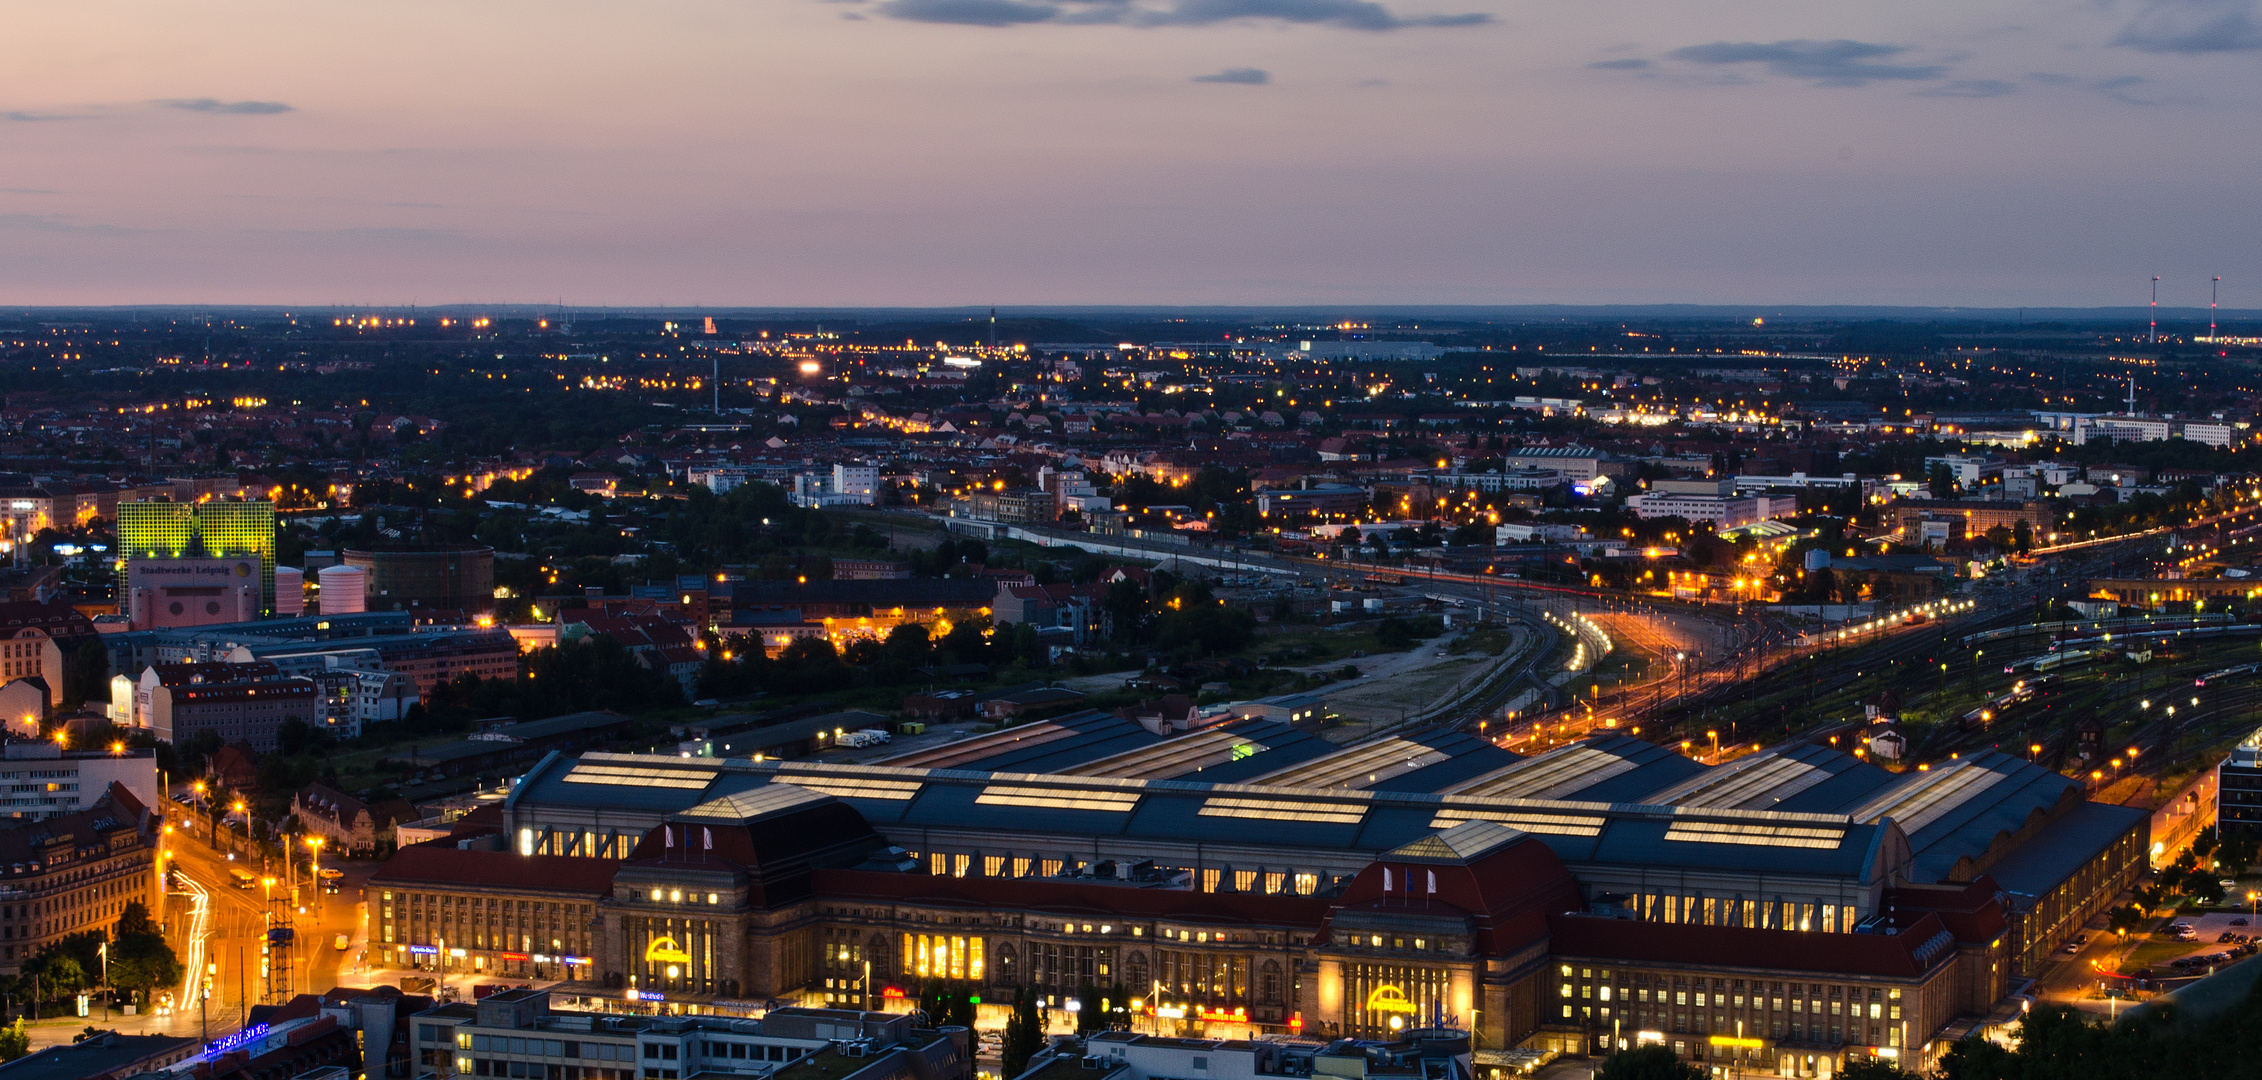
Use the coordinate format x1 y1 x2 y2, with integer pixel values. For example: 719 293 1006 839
5 0 2260 307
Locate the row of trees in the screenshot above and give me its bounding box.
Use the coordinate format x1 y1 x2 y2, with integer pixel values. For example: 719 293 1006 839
0 902 182 1034
1601 973 2262 1080
1599 1045 1913 1080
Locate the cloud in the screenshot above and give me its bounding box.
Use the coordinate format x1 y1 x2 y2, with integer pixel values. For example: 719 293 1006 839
1915 78 2016 97
1666 39 1947 85
158 98 294 115
2113 0 2262 53
1193 67 1269 83
873 0 1057 23
3 111 82 122
1140 0 1485 28
0 213 146 236
2024 72 2078 85
2093 74 2158 104
0 188 60 195
1588 57 1650 70
870 0 1485 29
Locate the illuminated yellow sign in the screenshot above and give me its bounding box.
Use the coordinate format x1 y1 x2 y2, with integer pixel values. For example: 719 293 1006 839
1365 985 1418 1013
1708 1036 1764 1049
645 936 693 965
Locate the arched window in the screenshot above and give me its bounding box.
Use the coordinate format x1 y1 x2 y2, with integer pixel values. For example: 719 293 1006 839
1260 960 1282 1004
995 943 1017 984
1126 950 1149 996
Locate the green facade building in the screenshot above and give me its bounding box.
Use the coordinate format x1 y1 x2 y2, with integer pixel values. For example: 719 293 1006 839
115 500 277 614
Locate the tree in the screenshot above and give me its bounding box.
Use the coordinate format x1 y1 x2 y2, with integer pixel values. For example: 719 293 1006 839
1928 463 1957 500
0 1018 25 1063
1595 1045 1703 1080
1001 986 1047 1079
106 902 183 1008
1075 983 1106 1035
2107 904 2146 938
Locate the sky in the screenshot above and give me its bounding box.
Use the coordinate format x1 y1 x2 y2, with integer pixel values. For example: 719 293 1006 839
3 0 2260 307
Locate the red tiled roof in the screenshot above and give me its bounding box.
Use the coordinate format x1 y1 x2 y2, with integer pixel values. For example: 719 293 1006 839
1884 876 2009 944
1326 831 1581 956
370 846 620 895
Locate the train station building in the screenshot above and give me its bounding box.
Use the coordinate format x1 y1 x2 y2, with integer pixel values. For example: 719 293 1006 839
369 718 2147 1077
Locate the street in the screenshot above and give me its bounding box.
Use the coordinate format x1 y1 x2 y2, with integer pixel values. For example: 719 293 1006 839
16 806 374 1053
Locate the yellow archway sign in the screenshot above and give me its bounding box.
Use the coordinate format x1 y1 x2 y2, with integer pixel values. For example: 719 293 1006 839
646 936 693 965
1365 985 1418 1013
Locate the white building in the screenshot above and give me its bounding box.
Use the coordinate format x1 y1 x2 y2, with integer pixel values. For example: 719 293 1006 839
687 467 749 494
789 465 880 508
1503 446 1605 481
1496 523 1591 544
1625 492 1778 528
0 742 159 821
831 464 878 504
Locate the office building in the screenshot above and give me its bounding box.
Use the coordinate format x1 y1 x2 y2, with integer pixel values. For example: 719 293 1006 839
115 500 277 614
406 994 969 1080
0 783 160 975
124 556 264 630
0 742 158 821
2218 728 2262 836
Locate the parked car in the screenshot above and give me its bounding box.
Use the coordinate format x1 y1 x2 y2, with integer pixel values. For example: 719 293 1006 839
2217 931 2235 943
2062 941 2081 954
2234 918 2251 927
334 933 352 951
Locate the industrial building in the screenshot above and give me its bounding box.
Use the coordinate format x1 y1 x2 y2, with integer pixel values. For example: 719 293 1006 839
364 719 2144 1077
342 544 498 614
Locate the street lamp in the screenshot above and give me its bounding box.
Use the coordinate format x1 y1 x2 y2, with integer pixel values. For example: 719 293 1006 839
305 836 324 900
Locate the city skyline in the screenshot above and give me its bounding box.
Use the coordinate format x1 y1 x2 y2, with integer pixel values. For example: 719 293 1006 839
3 0 2260 307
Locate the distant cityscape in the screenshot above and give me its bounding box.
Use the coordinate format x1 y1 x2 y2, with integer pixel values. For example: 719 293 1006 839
0 306 2259 1080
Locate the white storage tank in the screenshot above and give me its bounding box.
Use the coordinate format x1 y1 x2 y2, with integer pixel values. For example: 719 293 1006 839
274 567 305 616
317 564 366 615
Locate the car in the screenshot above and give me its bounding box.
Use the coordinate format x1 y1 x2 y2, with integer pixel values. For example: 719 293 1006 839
2223 879 2239 889
2061 942 2081 954
2234 918 2251 927
335 934 352 951
2218 932 2236 943
318 868 343 879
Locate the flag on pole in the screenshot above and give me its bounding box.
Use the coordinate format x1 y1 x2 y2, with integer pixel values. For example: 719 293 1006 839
703 827 714 850
1427 870 1437 895
1383 868 1393 892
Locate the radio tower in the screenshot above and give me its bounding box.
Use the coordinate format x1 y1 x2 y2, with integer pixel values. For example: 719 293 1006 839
2211 276 2221 343
2149 276 2160 344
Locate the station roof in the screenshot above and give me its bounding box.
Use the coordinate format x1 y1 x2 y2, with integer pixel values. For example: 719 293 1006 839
1982 800 2149 899
1639 742 1893 813
1441 735 1703 804
1837 751 2091 884
1054 719 1337 784
871 709 1164 774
